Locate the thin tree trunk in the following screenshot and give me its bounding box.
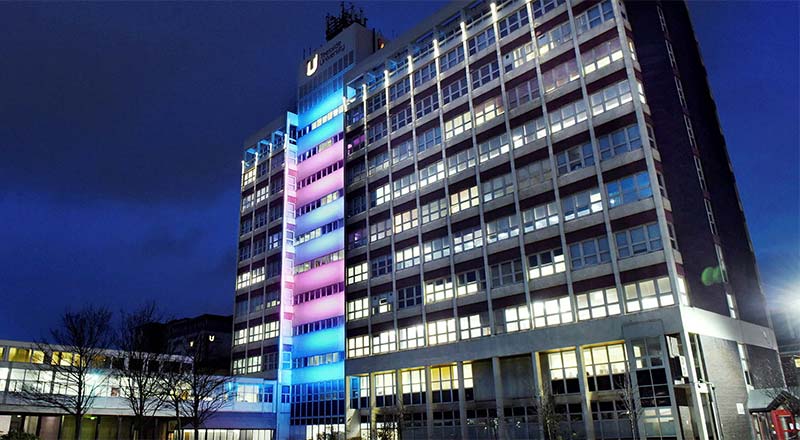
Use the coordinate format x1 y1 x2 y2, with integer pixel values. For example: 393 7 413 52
75 415 83 440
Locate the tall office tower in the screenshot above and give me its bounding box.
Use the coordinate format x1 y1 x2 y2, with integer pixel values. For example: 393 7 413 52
233 6 384 439
339 1 781 439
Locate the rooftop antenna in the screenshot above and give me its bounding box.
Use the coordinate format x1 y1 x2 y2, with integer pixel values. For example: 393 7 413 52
325 2 368 41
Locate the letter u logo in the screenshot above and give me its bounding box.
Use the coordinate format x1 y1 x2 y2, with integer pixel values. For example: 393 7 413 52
306 54 319 77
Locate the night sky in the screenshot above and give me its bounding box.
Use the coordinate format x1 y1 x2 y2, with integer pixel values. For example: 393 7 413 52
0 2 797 341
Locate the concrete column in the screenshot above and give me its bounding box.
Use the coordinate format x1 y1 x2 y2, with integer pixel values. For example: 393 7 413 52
491 357 506 439
574 346 596 439
530 352 545 440
424 366 434 440
457 361 468 440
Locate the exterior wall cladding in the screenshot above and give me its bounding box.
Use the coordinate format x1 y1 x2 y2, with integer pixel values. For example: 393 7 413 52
233 1 782 439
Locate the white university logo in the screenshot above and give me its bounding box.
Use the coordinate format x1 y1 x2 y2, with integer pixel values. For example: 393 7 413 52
306 54 319 77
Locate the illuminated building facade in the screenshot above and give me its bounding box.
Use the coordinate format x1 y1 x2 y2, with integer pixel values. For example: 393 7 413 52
235 1 783 439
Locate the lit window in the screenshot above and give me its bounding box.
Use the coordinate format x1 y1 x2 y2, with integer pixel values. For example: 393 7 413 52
427 318 457 346
347 297 369 321
576 287 621 320
527 248 566 279
347 262 368 285
398 325 425 350
504 305 531 333
372 330 397 354
532 296 573 327
459 314 490 340
624 277 675 312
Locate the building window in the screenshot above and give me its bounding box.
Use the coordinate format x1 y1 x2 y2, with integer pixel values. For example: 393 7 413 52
738 343 753 387
370 217 392 242
392 173 417 198
561 188 603 221
569 236 611 269
541 58 579 94
726 293 737 319
536 20 571 55
450 186 480 213
398 285 422 308
473 96 504 126
444 111 472 140
516 158 552 189
624 277 675 312
486 215 520 243
471 60 500 89
606 171 652 208
347 193 367 216
504 305 531 333
389 77 410 102
598 124 642 160
478 133 510 164
391 106 413 132
419 161 446 188
456 268 485 296
372 292 393 315
575 0 614 35
367 92 386 114
527 248 566 279
556 142 594 175
374 372 396 407
549 99 587 133
347 335 370 358
453 226 483 253
482 173 514 202
511 116 547 147
522 201 559 233
441 77 469 105
448 147 477 176
548 350 580 394
427 318 457 346
399 325 425 350
401 368 426 405
415 92 439 119
576 287 621 320
460 314 490 340
370 183 392 208
506 76 539 109
468 27 495 55
589 80 633 116
414 61 437 88
705 199 718 236
498 7 530 38
423 236 451 262
430 365 460 403
583 344 627 391
417 126 442 153
531 296 572 328
392 139 414 164
367 152 388 178
372 330 397 355
615 223 663 258
396 245 421 270
347 297 369 321
367 122 388 144
347 262 368 284
440 46 465 72
531 0 565 18
371 254 393 277
393 208 418 234
491 258 524 286
583 37 623 74
425 276 454 303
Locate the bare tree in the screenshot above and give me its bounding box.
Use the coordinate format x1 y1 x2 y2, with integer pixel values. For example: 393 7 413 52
615 363 643 439
759 361 800 421
534 391 562 440
160 360 190 440
15 306 114 440
115 302 168 439
161 333 230 440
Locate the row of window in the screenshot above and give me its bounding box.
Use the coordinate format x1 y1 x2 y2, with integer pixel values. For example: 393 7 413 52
350 0 622 128
347 276 684 359
234 321 279 346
